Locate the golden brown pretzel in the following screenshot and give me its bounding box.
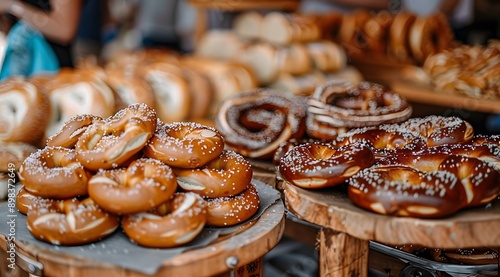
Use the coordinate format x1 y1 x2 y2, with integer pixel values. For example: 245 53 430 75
145 121 224 169
19 147 90 199
175 150 253 198
335 126 427 159
46 114 102 148
349 154 500 218
205 183 260 227
16 187 55 215
75 103 157 171
0 77 50 145
88 158 177 215
27 198 120 246
391 115 474 146
472 134 500 147
279 142 375 189
215 89 306 159
308 81 412 128
122 192 207 248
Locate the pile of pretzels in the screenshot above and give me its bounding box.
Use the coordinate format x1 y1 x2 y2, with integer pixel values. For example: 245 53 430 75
16 103 260 247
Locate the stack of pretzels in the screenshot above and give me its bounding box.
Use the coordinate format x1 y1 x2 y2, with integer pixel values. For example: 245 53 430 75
279 113 500 219
16 103 260 247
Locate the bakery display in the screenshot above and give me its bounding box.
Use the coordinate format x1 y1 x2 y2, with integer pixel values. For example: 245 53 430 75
14 103 261 247
0 3 499 275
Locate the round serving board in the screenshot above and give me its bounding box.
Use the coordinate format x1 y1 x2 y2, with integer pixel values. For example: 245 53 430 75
1 200 285 277
283 180 500 249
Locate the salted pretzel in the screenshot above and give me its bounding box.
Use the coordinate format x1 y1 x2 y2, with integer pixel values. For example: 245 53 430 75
46 114 102 148
145 121 224 169
122 192 207 248
175 150 253 198
88 158 177 215
349 154 500 218
75 103 157 171
279 141 375 189
205 183 260 227
27 198 120 245
19 147 90 199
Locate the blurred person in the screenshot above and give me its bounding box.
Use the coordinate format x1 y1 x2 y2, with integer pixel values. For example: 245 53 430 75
0 0 83 79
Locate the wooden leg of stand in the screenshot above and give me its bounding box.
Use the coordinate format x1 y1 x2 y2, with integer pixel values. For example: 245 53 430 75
319 228 369 277
234 257 263 277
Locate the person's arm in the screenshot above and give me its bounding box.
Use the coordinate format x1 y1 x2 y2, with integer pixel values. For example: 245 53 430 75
1 0 82 45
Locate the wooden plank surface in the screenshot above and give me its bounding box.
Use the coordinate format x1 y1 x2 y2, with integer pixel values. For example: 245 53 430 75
283 180 500 249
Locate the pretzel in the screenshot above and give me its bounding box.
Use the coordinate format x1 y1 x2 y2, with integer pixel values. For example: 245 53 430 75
145 121 224 169
122 192 207 248
75 103 157 171
0 142 38 171
175 150 253 198
279 142 375 189
19 147 90 199
308 81 412 128
27 198 119 245
88 158 177 215
349 154 500 218
46 115 102 148
206 183 260 227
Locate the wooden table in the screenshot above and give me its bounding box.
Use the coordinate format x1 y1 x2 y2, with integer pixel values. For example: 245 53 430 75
283 181 500 276
0 196 285 277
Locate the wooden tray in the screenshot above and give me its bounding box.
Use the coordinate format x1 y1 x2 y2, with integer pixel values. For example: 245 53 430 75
283 181 500 249
1 197 285 277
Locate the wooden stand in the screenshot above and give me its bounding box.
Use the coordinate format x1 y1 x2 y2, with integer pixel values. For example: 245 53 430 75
0 200 285 277
283 181 500 276
350 54 500 114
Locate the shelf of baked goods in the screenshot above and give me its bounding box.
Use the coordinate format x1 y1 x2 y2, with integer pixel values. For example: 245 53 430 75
350 50 500 114
325 9 500 114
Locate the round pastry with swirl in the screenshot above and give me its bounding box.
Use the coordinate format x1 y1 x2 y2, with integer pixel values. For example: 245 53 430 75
307 81 412 129
216 89 306 159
